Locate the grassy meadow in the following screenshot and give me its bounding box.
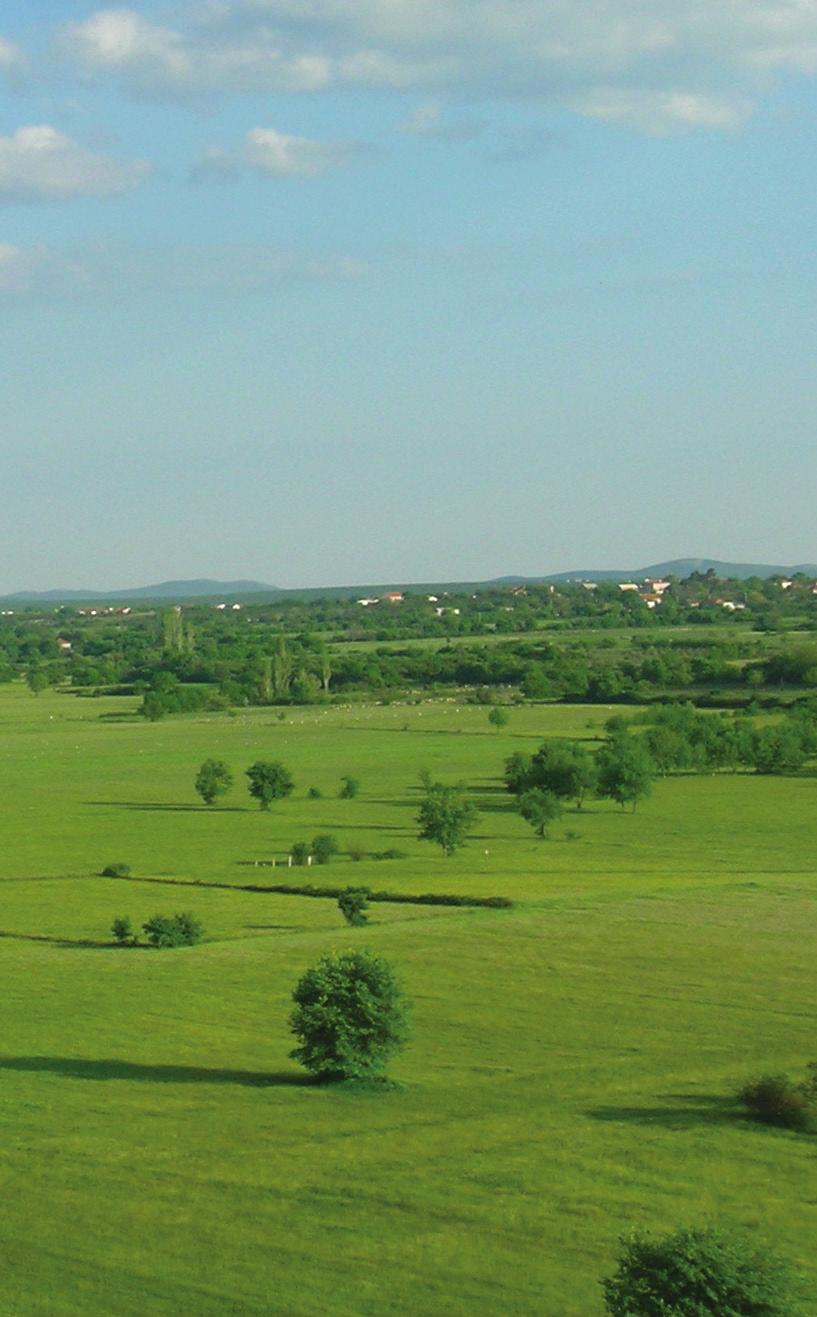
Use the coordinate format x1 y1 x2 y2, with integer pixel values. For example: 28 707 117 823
1 683 816 1314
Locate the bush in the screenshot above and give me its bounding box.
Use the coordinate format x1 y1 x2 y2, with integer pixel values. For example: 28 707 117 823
307 786 323 799
142 912 203 948
738 1073 817 1132
290 842 311 866
290 949 409 1081
101 863 131 878
377 848 408 861
348 846 367 862
338 886 370 926
311 834 340 865
339 776 360 799
111 915 135 946
602 1226 798 1316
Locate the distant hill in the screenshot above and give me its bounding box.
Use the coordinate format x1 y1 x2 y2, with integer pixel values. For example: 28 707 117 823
540 559 817 583
3 579 280 603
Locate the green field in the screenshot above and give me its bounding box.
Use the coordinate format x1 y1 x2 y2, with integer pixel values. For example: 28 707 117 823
1 684 815 1315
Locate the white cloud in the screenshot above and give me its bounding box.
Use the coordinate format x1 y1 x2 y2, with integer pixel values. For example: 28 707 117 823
0 125 150 202
0 240 366 297
58 1 817 130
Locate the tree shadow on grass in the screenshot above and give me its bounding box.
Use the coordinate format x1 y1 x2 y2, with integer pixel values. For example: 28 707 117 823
0 1056 313 1088
0 929 117 949
587 1093 745 1129
85 801 248 813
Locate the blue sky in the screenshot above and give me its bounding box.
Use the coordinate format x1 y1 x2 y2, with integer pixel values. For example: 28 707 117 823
1 2 817 590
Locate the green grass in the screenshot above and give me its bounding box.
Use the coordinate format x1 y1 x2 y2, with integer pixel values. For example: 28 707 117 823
1 682 816 1314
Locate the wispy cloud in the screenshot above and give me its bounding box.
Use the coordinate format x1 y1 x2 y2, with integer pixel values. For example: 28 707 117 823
191 127 372 181
0 36 27 86
0 240 367 297
0 125 150 202
58 1 817 131
401 101 485 142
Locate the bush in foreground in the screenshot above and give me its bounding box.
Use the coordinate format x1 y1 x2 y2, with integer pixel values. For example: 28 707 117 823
142 912 203 949
602 1226 798 1316
101 863 131 878
738 1072 817 1132
290 949 409 1082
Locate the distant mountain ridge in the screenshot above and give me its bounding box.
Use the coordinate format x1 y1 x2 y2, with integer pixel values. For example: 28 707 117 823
2 559 816 604
539 558 817 583
2 579 279 602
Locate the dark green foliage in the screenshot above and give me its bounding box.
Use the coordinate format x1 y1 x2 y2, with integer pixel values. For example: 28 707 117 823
417 781 479 856
505 740 596 808
602 1227 798 1316
307 786 323 799
377 848 407 861
194 758 233 805
246 760 294 810
487 706 510 728
142 912 203 948
518 787 562 838
111 915 135 946
311 834 339 864
338 886 370 926
348 845 367 862
290 842 311 866
596 735 655 811
738 1073 817 1132
101 863 131 878
289 949 409 1081
339 776 360 799
750 725 807 775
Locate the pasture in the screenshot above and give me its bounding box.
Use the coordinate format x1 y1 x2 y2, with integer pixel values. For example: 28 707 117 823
1 683 815 1315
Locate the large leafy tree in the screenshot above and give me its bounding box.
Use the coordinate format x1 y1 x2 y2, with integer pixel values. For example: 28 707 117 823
505 740 596 809
416 781 479 856
245 760 294 810
290 950 409 1081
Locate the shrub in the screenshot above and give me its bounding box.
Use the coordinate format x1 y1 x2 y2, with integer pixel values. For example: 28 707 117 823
378 848 407 861
348 846 367 862
738 1073 816 1132
101 863 131 878
339 776 360 799
111 915 135 946
602 1226 798 1316
311 834 340 865
291 842 311 866
338 886 370 926
142 912 203 949
290 949 409 1081
307 786 323 799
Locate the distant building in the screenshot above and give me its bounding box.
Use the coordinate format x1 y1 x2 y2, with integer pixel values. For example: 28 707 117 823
384 592 404 603
618 583 639 592
357 597 379 607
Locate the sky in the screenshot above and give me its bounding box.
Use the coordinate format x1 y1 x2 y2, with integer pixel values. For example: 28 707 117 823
1 2 817 590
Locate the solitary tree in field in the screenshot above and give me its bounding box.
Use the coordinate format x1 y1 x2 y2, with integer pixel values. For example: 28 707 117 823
488 706 510 729
417 781 479 856
596 737 654 811
290 949 409 1081
246 760 294 810
602 1227 798 1316
518 787 562 839
195 759 233 806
